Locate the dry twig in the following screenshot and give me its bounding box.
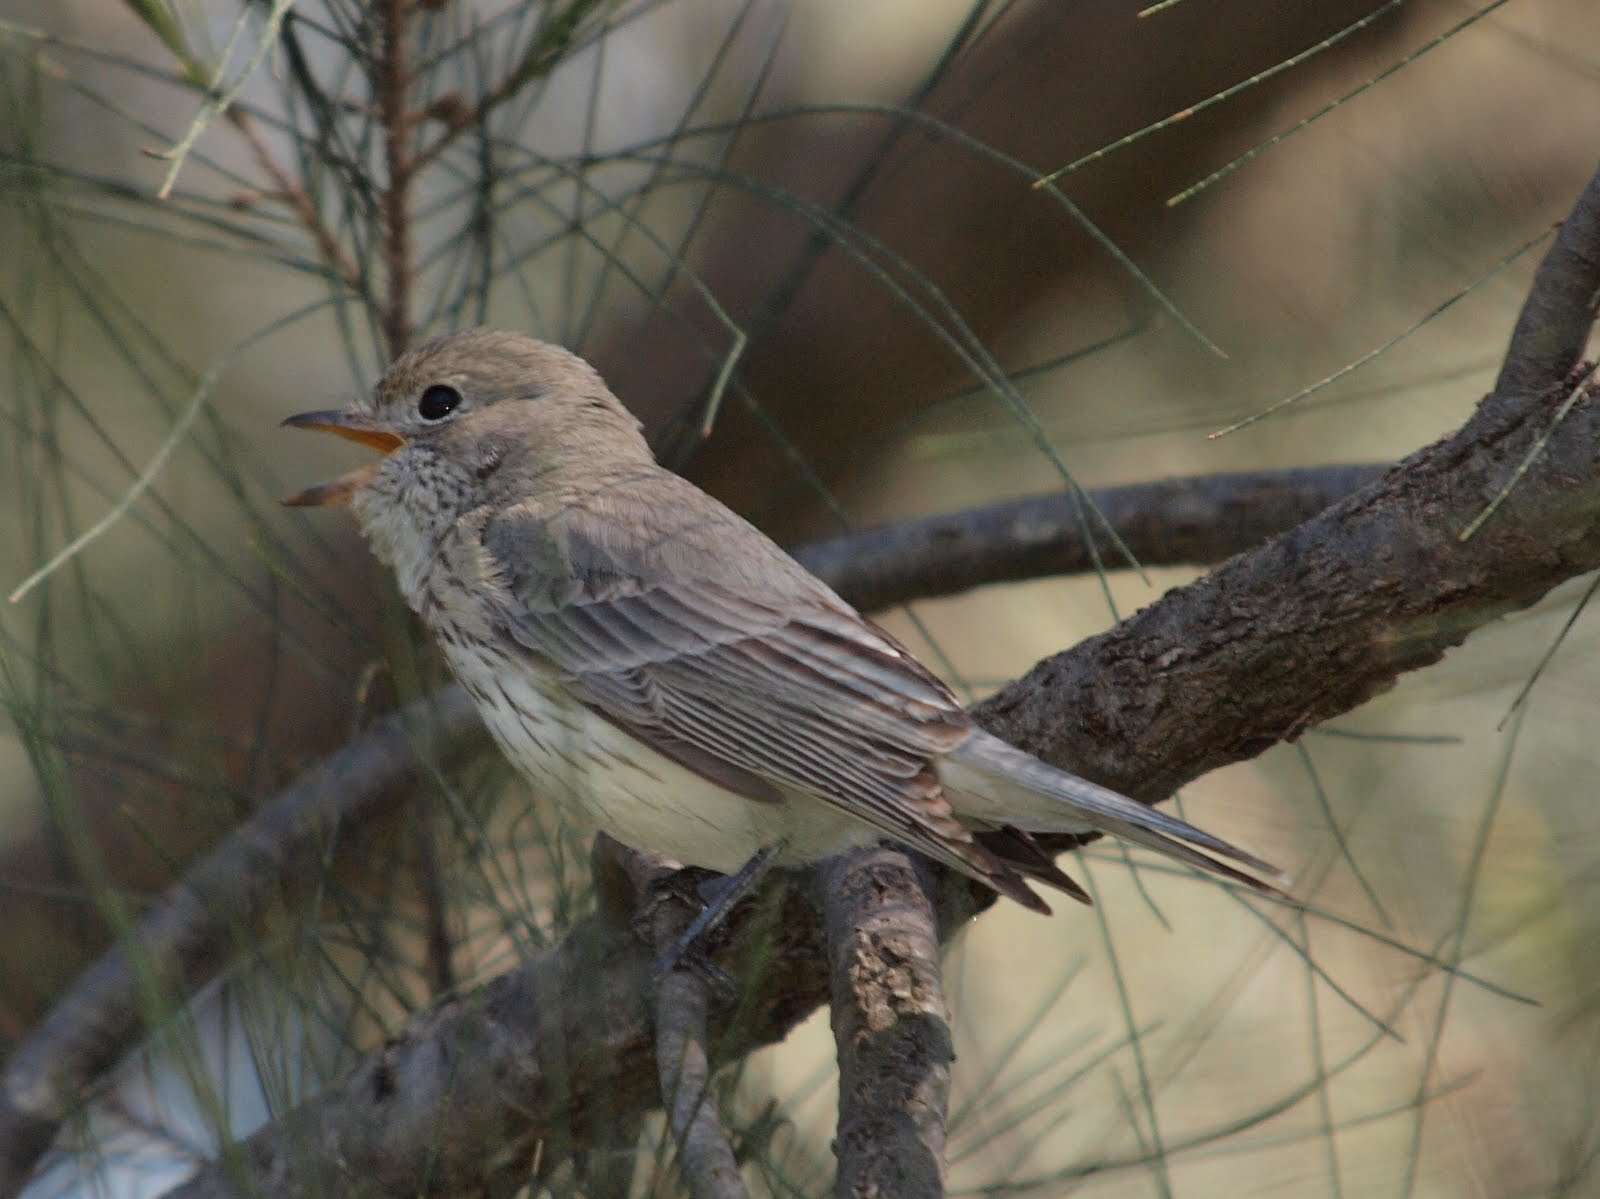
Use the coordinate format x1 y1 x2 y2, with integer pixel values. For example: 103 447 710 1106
619 850 751 1199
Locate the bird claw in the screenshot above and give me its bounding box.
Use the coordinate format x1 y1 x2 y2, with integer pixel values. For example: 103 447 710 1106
633 867 733 993
695 870 747 909
640 844 785 997
651 937 736 996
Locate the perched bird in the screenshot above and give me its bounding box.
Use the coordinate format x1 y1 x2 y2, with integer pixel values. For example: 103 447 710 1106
284 330 1277 943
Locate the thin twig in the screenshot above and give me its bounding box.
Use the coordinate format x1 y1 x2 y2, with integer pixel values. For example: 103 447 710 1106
1033 0 1404 187
410 0 612 176
1497 570 1600 729
106 1 364 291
155 0 296 200
377 0 415 356
372 0 450 1002
1210 226 1556 439
1164 0 1516 208
226 109 363 292
7 371 213 605
8 309 320 605
628 852 750 1199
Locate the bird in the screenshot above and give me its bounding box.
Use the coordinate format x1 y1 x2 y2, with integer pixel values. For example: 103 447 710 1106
283 329 1279 954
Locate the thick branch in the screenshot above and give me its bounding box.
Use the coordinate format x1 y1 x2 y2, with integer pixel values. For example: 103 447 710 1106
976 382 1600 800
974 182 1600 804
819 850 951 1199
166 900 669 1198
792 465 1382 612
1495 196 1600 397
150 163 1600 1199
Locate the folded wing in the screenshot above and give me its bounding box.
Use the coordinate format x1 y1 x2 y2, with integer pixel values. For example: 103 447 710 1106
476 481 1056 910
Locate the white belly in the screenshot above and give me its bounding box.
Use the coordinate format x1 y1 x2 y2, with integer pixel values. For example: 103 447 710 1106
445 643 803 873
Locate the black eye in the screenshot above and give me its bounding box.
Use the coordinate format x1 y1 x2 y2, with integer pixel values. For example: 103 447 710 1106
417 384 462 421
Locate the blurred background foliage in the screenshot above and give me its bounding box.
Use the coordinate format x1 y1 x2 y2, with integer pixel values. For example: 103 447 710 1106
2 0 1599 1195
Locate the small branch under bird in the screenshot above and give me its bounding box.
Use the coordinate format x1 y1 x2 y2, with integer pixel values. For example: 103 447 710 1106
283 330 1281 952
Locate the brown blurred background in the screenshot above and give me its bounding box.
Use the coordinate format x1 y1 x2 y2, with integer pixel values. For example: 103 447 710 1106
3 1 1599 1194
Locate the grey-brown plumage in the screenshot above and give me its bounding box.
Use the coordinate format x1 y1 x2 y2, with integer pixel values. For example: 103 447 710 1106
284 329 1280 912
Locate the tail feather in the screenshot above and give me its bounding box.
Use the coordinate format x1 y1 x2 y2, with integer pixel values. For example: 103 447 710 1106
954 839 1056 914
976 824 1093 906
1081 810 1285 898
944 730 1285 897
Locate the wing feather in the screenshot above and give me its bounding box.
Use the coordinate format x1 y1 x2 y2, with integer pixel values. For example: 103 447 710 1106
476 490 1050 908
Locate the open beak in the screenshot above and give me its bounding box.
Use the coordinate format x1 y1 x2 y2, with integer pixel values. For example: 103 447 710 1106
280 410 405 507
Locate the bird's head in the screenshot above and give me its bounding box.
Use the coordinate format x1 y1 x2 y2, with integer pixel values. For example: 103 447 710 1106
282 329 647 509
282 329 651 595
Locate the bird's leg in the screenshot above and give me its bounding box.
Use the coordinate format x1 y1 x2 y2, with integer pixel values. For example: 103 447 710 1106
653 842 785 980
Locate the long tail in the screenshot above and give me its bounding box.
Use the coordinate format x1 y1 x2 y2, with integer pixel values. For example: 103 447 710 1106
942 730 1284 898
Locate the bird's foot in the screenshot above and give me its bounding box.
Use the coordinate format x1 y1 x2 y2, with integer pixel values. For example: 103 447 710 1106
632 867 734 994
647 844 785 990
652 936 737 995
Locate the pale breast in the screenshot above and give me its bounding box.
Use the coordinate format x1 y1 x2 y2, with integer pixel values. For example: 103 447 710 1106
439 635 784 874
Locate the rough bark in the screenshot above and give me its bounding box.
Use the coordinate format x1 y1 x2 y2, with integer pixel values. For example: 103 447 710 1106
165 902 666 1199
819 850 951 1199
